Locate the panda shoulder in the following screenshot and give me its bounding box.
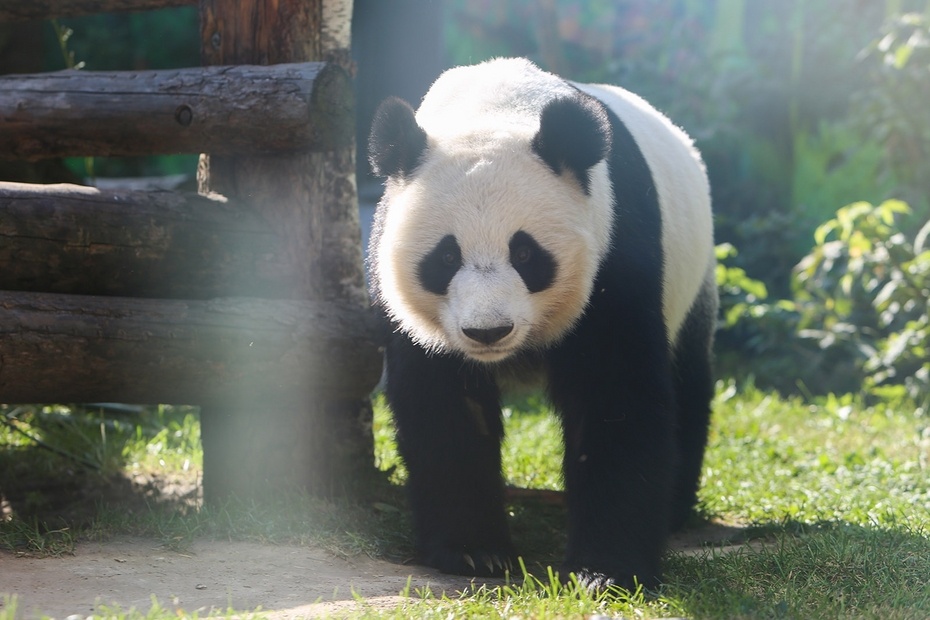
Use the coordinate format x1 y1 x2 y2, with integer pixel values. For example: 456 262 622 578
574 82 705 172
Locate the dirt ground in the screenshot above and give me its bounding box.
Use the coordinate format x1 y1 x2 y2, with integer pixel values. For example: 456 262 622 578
0 452 749 619
1 536 482 619
1 523 748 619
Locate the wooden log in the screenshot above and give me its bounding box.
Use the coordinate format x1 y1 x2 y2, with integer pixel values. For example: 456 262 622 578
0 181 297 299
0 62 352 161
0 0 196 22
0 290 383 406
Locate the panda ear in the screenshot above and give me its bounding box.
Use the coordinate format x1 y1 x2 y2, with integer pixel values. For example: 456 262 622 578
531 94 611 194
368 97 428 178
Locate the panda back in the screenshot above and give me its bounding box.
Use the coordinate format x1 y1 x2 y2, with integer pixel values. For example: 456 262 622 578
574 82 714 343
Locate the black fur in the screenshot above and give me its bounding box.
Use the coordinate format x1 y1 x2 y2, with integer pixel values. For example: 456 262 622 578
384 333 516 576
369 97 428 178
418 234 462 295
509 231 556 293
546 104 709 591
531 94 611 194
670 278 717 531
368 85 715 592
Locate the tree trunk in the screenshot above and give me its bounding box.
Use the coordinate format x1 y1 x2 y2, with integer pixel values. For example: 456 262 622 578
0 63 352 161
196 0 374 501
0 182 296 299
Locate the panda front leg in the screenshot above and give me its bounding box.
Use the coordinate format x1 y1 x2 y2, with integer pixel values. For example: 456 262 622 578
549 339 676 592
384 334 516 577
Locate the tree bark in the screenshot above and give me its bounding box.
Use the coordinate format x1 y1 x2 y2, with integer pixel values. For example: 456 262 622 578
196 0 375 501
0 62 352 161
0 290 382 407
0 182 296 299
0 0 195 22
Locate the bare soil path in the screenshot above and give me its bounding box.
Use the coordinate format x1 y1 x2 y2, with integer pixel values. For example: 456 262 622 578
1 523 746 619
2 537 476 619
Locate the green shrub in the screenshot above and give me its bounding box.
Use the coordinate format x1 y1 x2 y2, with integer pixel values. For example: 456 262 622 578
791 121 900 235
714 244 812 394
717 199 929 401
794 200 929 403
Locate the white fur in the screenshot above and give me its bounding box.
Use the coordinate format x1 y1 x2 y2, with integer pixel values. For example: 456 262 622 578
375 58 711 360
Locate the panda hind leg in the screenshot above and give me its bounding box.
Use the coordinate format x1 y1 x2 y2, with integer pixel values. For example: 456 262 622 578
384 337 516 577
670 283 717 531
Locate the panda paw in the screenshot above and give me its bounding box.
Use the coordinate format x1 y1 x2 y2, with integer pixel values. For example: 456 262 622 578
562 564 659 595
424 546 516 578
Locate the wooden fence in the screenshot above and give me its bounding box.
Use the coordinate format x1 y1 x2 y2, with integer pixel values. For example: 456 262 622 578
0 0 381 502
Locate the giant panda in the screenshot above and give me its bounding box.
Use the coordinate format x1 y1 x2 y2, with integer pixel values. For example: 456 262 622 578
367 57 717 591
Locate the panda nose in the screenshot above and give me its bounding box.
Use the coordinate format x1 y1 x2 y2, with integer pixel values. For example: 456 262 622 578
462 324 514 345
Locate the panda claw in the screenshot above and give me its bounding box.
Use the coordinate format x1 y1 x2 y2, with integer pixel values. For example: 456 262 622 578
462 553 476 571
484 556 495 574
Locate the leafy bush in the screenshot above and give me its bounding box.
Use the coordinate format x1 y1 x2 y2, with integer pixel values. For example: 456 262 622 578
794 200 929 403
791 121 901 238
717 200 929 402
714 244 810 394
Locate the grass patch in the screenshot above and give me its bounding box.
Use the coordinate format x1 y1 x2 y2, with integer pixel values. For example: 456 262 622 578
703 385 929 528
365 385 930 618
80 491 413 562
665 522 930 618
344 564 687 619
2 385 929 618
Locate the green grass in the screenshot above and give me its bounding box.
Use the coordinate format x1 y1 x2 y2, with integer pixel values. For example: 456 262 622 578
702 386 929 528
367 385 930 619
2 385 929 618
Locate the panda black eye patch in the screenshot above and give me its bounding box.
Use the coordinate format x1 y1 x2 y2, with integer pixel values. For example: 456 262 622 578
510 231 556 293
418 234 462 295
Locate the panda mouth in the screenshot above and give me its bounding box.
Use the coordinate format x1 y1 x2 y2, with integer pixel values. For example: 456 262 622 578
460 341 520 363
465 348 515 363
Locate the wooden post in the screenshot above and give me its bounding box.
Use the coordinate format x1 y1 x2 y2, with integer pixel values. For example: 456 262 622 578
195 0 375 502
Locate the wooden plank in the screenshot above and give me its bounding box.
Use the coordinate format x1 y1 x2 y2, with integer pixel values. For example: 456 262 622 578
0 0 196 22
0 62 352 161
0 290 382 406
0 182 297 299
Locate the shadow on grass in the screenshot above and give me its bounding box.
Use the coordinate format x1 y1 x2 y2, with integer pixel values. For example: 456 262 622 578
0 443 200 554
664 519 930 618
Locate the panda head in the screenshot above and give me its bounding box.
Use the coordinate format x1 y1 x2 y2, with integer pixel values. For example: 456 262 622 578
369 80 614 363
